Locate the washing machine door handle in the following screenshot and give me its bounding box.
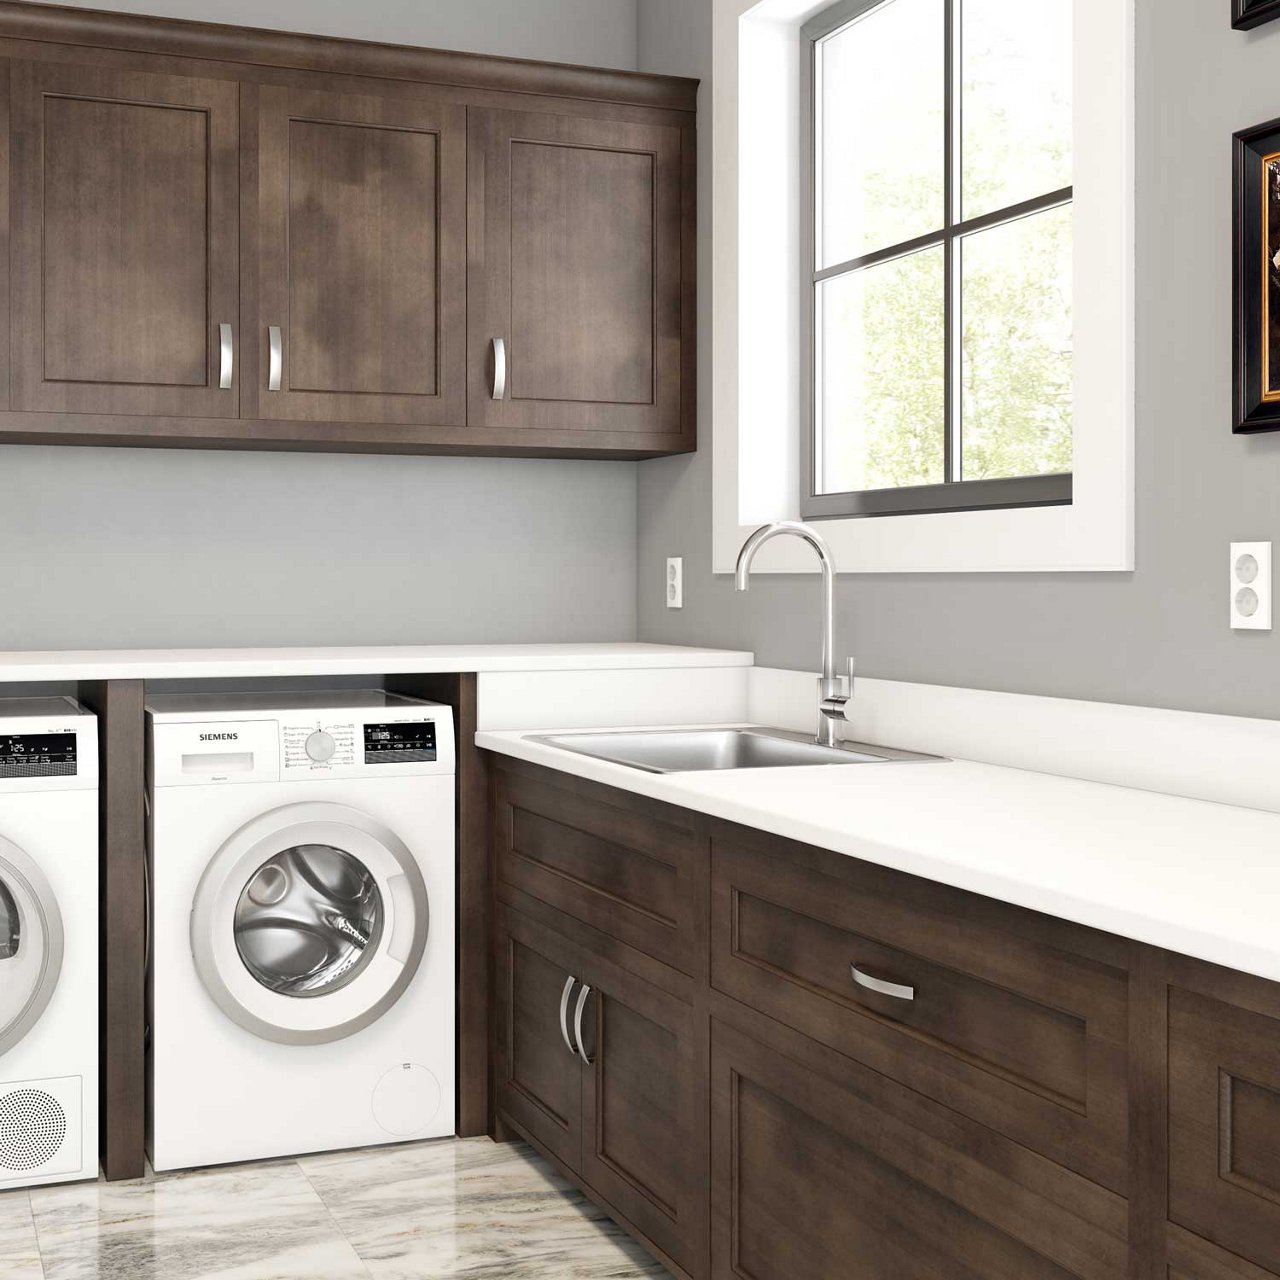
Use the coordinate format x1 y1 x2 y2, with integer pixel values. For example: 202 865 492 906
385 873 421 965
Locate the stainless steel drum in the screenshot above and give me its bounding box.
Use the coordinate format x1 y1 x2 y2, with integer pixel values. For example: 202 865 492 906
234 844 384 998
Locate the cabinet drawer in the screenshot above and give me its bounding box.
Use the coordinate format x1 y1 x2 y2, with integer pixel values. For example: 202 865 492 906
494 768 703 976
1170 983 1280 1275
711 836 1129 1193
711 1019 1126 1280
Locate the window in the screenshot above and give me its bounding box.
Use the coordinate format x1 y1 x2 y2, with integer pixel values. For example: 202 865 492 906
803 0 1074 519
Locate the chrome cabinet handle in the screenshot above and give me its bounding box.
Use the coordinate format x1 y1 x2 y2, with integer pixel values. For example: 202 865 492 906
491 337 507 401
559 975 578 1056
573 983 594 1065
268 325 283 392
218 323 234 389
851 965 915 1002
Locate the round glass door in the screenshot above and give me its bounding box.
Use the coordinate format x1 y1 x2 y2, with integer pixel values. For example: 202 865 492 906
191 802 428 1046
234 845 385 998
0 840 63 1060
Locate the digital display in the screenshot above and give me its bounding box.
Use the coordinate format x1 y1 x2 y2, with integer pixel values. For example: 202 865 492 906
364 721 437 764
0 733 77 779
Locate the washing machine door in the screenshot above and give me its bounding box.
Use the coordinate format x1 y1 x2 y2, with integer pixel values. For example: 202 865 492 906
0 837 64 1059
190 802 429 1045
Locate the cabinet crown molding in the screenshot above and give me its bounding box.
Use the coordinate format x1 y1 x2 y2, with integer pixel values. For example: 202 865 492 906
0 0 699 112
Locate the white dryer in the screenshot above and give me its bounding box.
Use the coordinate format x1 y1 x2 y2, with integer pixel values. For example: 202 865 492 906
0 696 98 1191
146 691 455 1173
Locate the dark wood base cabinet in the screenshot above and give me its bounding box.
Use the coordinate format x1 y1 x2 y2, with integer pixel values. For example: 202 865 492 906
485 757 1280 1280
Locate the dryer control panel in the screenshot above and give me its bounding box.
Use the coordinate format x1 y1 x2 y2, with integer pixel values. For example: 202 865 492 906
0 697 97 793
0 732 77 779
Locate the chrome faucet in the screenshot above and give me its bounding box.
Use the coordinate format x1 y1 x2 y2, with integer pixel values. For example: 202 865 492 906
734 521 853 748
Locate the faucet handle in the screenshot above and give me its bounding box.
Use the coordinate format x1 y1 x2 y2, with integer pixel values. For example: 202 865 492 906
845 656 856 692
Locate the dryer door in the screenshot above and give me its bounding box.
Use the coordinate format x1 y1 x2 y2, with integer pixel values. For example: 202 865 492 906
190 802 429 1045
0 837 64 1059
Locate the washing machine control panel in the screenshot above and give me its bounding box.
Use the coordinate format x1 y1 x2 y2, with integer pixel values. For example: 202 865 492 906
276 708 452 778
149 700 455 785
363 721 437 765
281 720 358 773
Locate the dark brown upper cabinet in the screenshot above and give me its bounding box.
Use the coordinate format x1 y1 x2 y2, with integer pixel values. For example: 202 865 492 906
10 59 239 418
467 108 690 451
244 85 467 429
0 4 697 457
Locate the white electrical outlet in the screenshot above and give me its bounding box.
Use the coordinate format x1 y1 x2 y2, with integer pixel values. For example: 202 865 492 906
666 557 683 609
1230 542 1272 630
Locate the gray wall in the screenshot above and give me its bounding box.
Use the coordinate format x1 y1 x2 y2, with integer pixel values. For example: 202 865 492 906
637 0 1280 719
1 0 641 651
27 0 641 67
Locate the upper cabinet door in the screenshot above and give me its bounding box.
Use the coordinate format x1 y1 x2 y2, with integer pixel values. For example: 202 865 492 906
10 61 239 417
246 86 466 427
468 108 691 446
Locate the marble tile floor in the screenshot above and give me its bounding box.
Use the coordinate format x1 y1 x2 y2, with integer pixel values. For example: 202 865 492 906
0 1137 671 1280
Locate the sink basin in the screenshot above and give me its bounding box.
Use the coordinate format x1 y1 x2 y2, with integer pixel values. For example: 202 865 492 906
528 727 943 774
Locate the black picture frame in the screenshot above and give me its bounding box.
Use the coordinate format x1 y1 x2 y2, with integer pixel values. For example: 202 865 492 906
1233 116 1280 433
1234 0 1280 30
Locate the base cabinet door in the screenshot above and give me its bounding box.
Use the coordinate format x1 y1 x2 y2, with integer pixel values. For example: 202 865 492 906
710 1018 1125 1280
495 905 584 1171
578 952 705 1276
1169 981 1280 1276
246 85 466 428
467 107 689 448
10 59 239 416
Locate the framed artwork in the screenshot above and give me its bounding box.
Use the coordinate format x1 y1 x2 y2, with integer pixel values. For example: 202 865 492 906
1234 0 1280 30
1233 116 1280 432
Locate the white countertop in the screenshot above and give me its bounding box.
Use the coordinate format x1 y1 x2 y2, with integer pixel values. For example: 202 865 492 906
478 725 1280 984
0 643 753 683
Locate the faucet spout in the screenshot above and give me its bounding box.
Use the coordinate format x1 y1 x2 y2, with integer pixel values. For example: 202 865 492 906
734 521 847 746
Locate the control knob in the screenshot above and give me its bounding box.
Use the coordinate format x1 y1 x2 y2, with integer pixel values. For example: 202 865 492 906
305 730 337 763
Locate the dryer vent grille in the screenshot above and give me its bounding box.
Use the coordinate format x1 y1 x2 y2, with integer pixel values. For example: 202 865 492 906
0 1088 67 1171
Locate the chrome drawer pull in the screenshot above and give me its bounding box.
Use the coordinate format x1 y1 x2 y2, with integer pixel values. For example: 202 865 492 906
268 325 283 392
218 323 234 389
559 975 578 1056
573 983 594 1066
851 965 915 1002
491 337 507 401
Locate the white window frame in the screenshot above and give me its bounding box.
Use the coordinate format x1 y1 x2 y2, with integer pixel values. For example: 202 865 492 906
710 0 1134 574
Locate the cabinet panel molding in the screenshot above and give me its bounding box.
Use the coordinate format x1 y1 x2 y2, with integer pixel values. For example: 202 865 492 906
494 904 583 1170
247 85 466 426
467 107 690 445
1169 981 1280 1274
710 1018 1125 1280
10 59 238 416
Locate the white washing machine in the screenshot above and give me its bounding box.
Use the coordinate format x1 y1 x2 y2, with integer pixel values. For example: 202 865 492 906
0 696 98 1192
146 690 456 1173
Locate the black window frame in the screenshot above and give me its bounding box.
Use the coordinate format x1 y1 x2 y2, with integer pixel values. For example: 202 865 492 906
800 0 1074 521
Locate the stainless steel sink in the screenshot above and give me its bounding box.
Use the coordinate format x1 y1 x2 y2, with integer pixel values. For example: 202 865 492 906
528 727 944 774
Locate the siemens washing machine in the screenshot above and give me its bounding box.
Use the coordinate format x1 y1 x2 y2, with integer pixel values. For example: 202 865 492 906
146 690 456 1172
0 697 98 1191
